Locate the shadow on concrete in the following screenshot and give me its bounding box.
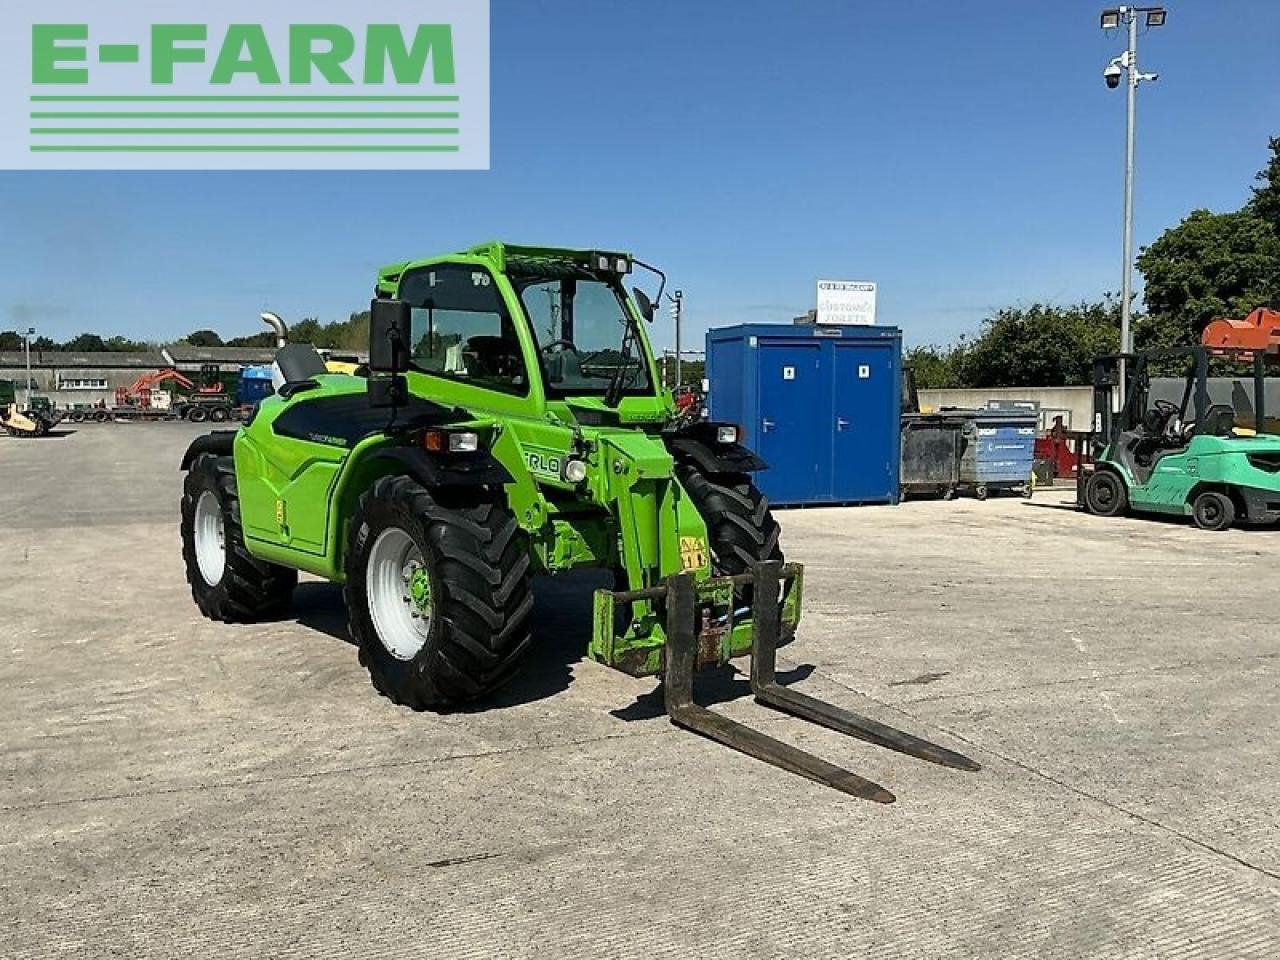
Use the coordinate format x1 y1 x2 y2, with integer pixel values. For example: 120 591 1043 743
1019 499 1081 513
288 568 611 711
609 662 815 723
292 580 354 645
1 429 76 440
473 569 609 711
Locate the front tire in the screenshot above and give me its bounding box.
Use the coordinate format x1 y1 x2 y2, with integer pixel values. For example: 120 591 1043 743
344 476 534 710
677 466 783 598
180 454 297 621
1084 470 1128 517
1192 490 1234 531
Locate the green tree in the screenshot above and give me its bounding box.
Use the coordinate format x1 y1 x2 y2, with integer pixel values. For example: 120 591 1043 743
904 344 966 389
1249 135 1280 229
957 300 1121 388
183 329 225 347
102 335 150 352
0 330 22 351
1137 209 1280 343
225 331 277 348
63 332 108 352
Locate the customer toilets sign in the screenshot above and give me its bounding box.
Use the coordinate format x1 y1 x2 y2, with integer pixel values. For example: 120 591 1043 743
816 280 877 326
0 0 489 169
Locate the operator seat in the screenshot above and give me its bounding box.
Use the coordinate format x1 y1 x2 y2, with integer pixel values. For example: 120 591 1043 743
1201 404 1237 437
466 335 521 378
271 343 329 395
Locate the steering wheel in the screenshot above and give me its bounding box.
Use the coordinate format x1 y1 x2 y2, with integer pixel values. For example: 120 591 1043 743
1153 399 1178 416
541 338 579 355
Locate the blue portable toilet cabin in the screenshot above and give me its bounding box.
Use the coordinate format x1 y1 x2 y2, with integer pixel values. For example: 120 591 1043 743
237 365 275 407
706 323 902 507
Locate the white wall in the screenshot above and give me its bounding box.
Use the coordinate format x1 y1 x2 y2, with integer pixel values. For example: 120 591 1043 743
918 386 1093 431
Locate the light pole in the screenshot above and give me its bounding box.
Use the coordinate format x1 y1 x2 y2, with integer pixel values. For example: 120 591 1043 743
23 327 35 407
667 290 684 387
1100 5 1164 401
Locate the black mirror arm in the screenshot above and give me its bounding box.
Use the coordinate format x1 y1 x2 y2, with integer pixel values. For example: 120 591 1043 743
633 258 666 320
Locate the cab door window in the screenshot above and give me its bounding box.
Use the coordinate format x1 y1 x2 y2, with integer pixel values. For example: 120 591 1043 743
397 264 529 395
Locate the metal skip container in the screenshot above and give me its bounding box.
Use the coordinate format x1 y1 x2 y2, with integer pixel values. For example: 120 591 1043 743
956 409 1038 499
900 414 963 499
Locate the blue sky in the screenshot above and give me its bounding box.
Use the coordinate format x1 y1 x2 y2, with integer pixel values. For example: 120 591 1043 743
1 0 1277 350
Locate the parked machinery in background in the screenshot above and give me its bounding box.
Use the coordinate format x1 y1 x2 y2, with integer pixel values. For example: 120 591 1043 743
0 379 52 437
1081 309 1280 530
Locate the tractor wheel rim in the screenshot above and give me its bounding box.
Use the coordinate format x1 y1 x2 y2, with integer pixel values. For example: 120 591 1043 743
1204 500 1221 522
367 527 432 661
193 491 226 586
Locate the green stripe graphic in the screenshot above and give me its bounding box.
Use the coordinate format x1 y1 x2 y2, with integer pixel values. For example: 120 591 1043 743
30 95 459 103
31 112 460 120
31 145 462 153
32 128 460 136
98 45 140 64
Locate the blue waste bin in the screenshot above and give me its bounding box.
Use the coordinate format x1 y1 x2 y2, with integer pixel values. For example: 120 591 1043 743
956 410 1038 499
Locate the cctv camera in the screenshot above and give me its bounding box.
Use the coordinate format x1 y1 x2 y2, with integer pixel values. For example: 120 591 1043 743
1103 61 1123 89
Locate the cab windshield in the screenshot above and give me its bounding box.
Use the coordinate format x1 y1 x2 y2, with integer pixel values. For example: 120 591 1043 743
514 267 652 398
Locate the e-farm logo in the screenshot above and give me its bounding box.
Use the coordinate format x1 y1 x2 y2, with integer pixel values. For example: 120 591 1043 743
0 1 489 170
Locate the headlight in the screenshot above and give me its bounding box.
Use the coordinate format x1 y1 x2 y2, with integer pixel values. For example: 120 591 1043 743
715 425 739 444
562 458 588 483
422 429 479 453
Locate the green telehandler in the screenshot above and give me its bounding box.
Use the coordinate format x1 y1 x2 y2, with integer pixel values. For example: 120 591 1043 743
1082 345 1280 530
179 242 977 801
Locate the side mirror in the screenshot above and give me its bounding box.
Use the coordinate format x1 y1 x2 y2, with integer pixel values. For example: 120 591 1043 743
632 287 655 323
368 298 411 408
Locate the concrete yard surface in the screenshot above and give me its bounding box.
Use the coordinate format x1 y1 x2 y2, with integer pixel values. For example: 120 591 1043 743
2 423 1278 959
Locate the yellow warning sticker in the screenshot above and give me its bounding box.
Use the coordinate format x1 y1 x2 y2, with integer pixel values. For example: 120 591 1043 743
679 536 708 571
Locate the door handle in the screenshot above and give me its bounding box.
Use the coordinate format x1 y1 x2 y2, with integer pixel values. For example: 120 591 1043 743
762 418 776 432
837 418 850 430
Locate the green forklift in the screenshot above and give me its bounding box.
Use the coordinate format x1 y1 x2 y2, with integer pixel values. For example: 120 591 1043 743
177 242 978 802
1081 345 1280 530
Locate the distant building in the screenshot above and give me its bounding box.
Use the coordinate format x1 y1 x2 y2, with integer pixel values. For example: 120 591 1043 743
0 341 367 407
161 344 279 377
0 350 165 407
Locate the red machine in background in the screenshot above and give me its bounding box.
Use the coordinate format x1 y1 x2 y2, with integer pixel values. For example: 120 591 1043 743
112 364 235 421
1200 307 1280 356
115 369 196 408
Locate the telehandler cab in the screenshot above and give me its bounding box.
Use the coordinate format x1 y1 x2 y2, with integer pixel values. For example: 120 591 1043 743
180 242 977 801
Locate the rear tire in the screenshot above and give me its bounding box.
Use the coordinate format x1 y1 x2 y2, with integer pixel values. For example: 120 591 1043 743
209 406 229 423
677 466 783 599
344 476 534 710
1084 470 1128 517
1192 490 1234 531
180 454 297 621
188 407 209 423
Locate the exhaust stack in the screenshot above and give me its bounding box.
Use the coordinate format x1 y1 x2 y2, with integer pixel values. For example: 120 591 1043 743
261 312 288 348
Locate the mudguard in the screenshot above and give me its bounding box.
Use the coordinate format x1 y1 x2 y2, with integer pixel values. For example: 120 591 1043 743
179 430 238 470
366 445 513 489
665 421 767 475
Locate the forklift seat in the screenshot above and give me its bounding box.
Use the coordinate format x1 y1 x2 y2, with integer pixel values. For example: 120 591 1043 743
1201 404 1236 437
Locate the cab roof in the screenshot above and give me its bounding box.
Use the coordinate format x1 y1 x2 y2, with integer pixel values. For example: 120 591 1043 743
376 242 634 293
